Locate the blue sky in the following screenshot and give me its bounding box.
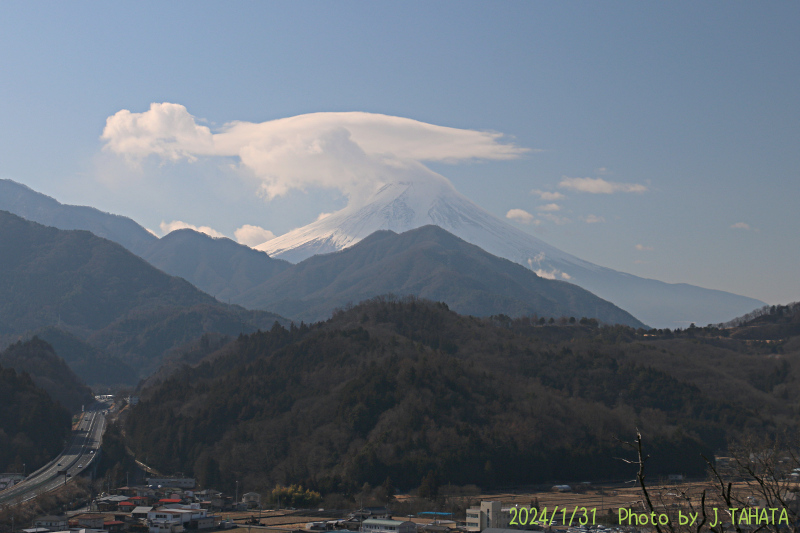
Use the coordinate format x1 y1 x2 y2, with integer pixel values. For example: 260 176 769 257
1 2 798 305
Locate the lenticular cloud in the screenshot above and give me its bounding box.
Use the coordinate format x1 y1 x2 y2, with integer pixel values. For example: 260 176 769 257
101 103 527 200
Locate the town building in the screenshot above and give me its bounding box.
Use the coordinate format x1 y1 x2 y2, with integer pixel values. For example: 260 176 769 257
33 515 68 530
242 491 261 508
75 514 107 529
360 518 416 533
466 502 513 532
132 506 154 520
147 505 213 533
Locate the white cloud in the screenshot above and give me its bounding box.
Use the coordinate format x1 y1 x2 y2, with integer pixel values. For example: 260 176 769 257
145 227 159 237
533 268 570 280
582 214 605 224
234 224 276 247
635 244 654 251
526 254 570 280
537 203 561 212
530 189 565 201
160 220 226 239
315 212 333 222
101 103 214 162
559 176 647 194
102 104 528 201
730 222 750 230
506 208 536 224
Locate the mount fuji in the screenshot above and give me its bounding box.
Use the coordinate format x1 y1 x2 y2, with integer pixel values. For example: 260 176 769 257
257 171 763 328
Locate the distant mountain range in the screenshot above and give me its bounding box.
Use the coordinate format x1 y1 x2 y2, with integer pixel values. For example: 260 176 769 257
0 180 641 327
141 228 292 304
0 178 157 255
0 209 286 380
239 225 645 327
0 178 765 328
255 173 765 328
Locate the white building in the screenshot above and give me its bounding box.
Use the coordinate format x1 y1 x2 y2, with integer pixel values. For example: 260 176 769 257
34 515 68 530
361 519 416 533
466 502 514 532
148 507 209 533
242 491 261 507
148 509 184 533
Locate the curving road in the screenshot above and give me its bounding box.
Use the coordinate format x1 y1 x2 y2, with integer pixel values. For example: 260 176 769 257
0 401 107 506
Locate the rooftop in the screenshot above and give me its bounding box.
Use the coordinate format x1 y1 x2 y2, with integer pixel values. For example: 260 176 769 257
363 519 414 526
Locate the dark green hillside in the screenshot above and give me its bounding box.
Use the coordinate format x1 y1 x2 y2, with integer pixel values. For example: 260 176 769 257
138 332 233 391
0 210 214 334
0 210 287 381
124 297 792 495
0 338 94 412
29 327 138 389
0 361 71 473
85 302 282 377
240 225 646 327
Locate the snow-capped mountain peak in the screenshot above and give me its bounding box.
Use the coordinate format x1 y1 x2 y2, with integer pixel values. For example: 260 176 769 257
258 168 577 271
256 170 764 329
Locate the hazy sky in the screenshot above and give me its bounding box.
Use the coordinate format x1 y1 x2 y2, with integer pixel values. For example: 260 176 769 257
1 2 798 305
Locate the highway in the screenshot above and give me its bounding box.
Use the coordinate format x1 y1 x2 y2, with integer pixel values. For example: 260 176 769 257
0 401 108 506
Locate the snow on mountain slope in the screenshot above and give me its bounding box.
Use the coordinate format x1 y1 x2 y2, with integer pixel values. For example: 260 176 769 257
259 168 580 268
258 169 764 329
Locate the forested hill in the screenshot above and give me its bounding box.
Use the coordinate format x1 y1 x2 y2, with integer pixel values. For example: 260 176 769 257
0 337 94 413
26 327 139 390
126 297 798 495
0 361 71 473
722 301 800 340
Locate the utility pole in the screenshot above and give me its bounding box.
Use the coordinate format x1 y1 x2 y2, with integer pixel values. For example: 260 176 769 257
235 480 239 507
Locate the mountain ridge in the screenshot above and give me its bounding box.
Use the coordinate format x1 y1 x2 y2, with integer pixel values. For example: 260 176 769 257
240 225 646 327
256 174 765 328
141 228 292 303
0 178 157 255
0 209 287 381
0 178 765 328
